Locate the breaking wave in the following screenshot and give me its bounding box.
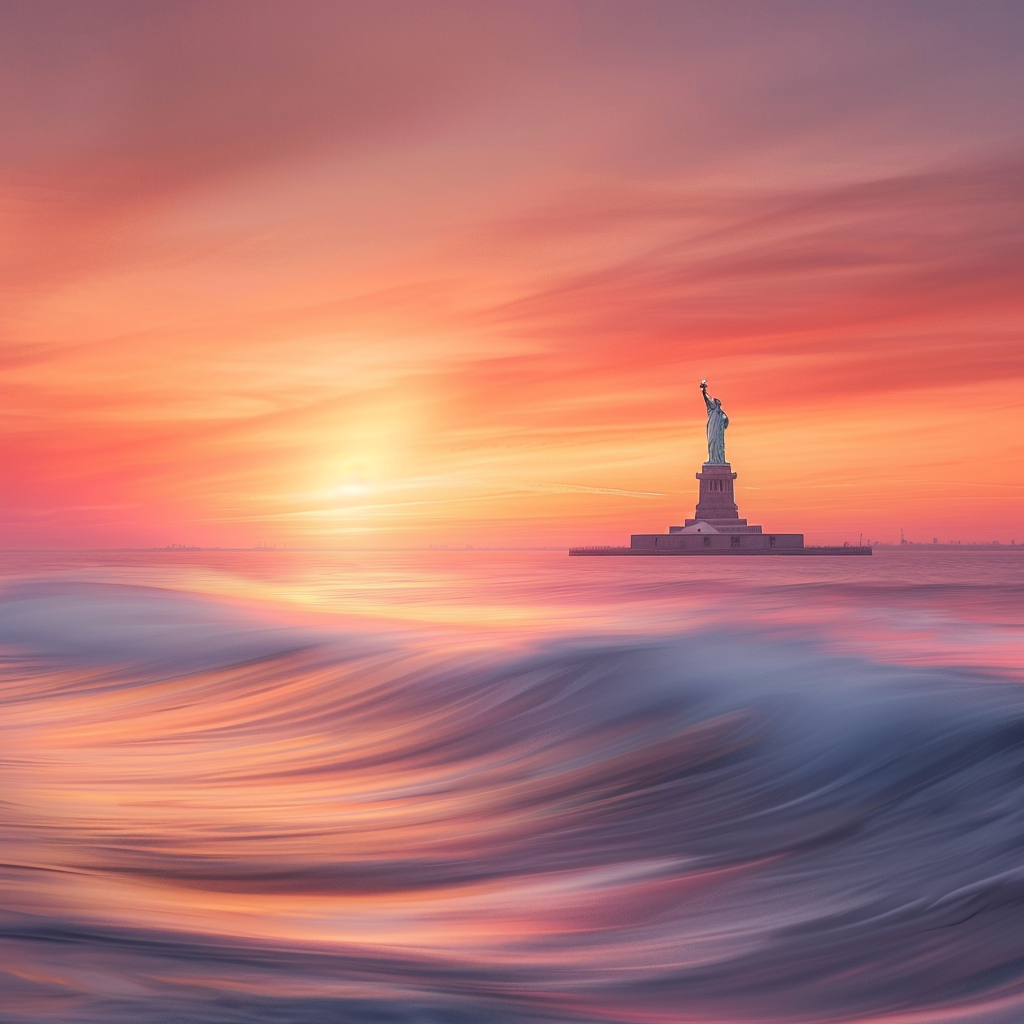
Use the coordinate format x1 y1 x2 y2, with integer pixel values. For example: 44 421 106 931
0 557 1022 1023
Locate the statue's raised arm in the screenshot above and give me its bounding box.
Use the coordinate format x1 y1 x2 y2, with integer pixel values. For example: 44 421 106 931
700 380 728 464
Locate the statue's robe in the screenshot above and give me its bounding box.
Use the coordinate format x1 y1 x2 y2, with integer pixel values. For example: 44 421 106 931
706 407 728 464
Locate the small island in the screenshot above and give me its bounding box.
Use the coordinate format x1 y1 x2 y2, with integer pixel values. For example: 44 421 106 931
570 381 871 556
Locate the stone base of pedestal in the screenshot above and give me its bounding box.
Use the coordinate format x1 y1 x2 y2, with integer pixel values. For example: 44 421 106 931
674 520 762 533
630 532 804 552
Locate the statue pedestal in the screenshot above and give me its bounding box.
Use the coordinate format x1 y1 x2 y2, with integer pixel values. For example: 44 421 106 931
672 462 761 533
688 463 741 526
626 458 804 551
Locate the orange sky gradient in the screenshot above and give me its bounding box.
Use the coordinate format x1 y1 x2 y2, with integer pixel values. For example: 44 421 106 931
3 2 1023 548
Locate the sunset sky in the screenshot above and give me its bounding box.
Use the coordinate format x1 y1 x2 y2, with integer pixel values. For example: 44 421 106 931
3 1 1022 548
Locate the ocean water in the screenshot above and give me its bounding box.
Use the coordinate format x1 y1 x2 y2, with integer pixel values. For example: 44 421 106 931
0 548 1021 1024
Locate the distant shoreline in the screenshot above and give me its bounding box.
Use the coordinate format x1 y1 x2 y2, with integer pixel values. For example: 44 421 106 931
870 543 1019 551
0 545 1019 554
0 546 569 553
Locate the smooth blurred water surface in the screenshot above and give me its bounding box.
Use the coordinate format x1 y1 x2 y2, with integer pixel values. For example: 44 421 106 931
1 549 1021 1023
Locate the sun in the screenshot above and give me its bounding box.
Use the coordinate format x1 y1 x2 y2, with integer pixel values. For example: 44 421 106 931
338 482 371 498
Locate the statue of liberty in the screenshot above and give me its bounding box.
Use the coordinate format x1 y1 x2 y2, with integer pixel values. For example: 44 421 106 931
700 380 728 464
